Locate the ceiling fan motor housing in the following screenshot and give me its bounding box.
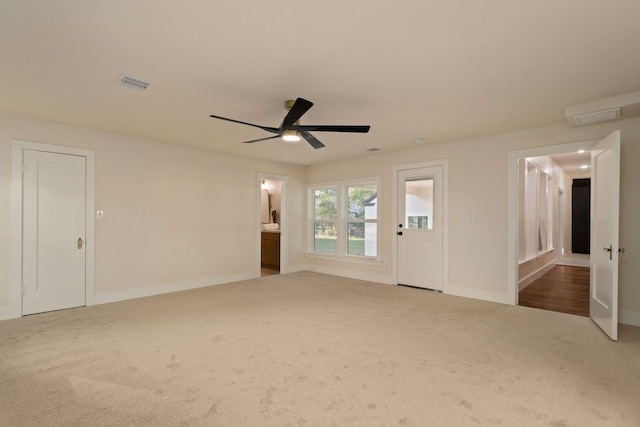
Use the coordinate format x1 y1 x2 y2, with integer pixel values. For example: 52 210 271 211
284 100 300 127
284 99 296 111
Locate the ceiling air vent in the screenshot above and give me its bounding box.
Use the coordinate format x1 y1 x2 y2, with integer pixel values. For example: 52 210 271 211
565 91 640 127
116 74 150 91
572 108 620 127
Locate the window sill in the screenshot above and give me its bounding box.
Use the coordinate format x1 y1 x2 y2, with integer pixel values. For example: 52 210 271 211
305 252 382 266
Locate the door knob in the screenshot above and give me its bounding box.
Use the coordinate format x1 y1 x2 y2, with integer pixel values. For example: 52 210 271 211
397 231 403 236
77 237 83 249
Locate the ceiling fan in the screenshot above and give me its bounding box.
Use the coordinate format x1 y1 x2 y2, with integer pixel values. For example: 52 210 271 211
209 98 370 149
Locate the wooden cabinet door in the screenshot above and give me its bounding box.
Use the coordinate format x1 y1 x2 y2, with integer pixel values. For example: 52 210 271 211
261 232 280 269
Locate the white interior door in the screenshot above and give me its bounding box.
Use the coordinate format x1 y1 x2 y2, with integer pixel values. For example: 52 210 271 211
590 131 620 340
397 166 443 290
22 150 87 315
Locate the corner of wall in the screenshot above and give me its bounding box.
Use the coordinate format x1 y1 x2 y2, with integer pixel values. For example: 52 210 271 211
620 310 640 327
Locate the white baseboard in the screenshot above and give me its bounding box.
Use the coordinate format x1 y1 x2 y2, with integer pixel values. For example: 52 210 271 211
283 263 307 274
305 265 393 286
88 271 256 306
444 285 512 305
0 305 19 321
620 310 640 327
305 266 513 304
518 259 557 291
5 272 638 330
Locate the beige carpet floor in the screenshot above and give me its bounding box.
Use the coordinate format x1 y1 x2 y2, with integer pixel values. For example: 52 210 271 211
1 271 639 426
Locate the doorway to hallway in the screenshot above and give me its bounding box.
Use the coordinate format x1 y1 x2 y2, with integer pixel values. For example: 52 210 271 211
516 152 591 316
508 131 621 340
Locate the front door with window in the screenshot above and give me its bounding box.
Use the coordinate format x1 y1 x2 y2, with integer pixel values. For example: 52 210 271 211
397 166 443 290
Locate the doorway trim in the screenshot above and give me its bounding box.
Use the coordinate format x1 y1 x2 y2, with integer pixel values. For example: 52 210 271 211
507 139 598 305
392 159 449 290
256 173 288 275
10 140 96 318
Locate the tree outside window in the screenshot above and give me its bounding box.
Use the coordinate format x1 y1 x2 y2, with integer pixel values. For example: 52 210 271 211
313 188 337 252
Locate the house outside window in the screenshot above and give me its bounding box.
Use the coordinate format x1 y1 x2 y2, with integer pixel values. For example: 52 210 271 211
346 190 377 256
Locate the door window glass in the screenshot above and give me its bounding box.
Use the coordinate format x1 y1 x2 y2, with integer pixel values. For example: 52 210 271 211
405 178 433 230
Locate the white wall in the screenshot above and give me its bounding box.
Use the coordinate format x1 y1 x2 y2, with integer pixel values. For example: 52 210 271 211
2 113 639 327
306 118 640 326
0 114 306 317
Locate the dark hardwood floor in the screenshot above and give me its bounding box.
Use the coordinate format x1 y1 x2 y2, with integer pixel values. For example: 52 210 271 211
519 265 590 317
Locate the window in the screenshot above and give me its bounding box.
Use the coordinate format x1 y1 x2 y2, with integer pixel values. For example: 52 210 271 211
312 188 337 253
308 178 380 260
407 215 428 229
347 185 377 256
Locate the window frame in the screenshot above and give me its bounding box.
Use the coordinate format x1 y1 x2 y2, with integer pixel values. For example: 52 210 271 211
307 177 381 263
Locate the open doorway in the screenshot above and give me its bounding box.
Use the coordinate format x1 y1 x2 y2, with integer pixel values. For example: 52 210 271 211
515 151 592 316
509 133 621 339
258 175 286 277
518 155 591 317
507 140 597 313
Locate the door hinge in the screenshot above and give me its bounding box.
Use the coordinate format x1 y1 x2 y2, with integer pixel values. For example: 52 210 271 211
22 163 28 174
21 284 28 294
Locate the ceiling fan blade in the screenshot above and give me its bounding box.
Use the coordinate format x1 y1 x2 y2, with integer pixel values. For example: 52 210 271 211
295 125 370 133
209 114 279 133
300 131 325 149
280 98 313 130
242 135 282 144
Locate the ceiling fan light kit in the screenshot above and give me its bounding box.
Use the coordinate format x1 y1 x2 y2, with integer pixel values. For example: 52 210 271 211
209 97 370 149
282 129 301 142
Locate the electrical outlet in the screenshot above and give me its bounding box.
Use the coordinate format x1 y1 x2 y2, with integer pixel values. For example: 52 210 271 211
199 257 206 265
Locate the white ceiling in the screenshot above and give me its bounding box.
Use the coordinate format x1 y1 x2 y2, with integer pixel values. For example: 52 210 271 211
550 151 592 180
1 1 639 166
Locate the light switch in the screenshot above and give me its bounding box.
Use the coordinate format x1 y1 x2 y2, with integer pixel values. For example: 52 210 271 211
96 211 104 220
